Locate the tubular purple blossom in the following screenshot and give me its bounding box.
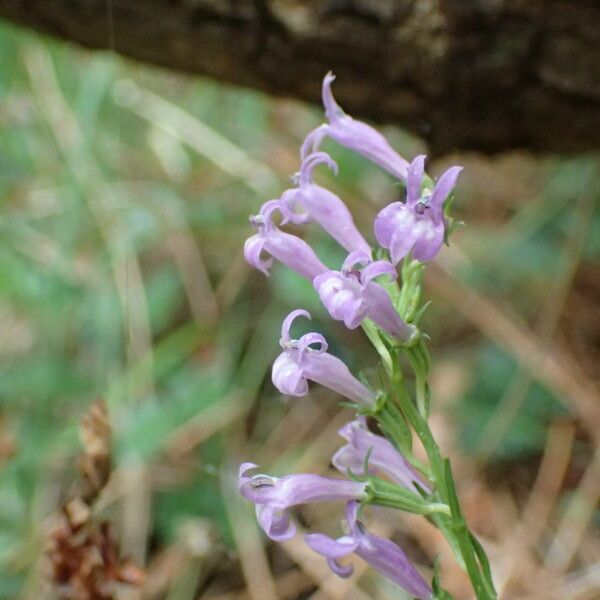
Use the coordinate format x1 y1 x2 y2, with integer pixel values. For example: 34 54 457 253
238 463 367 541
313 251 414 340
244 201 328 279
374 155 463 264
272 309 376 405
333 418 430 492
280 152 372 255
300 73 410 181
305 501 432 599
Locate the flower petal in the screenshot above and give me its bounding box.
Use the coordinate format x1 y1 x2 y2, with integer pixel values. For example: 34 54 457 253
332 445 367 477
328 557 355 578
242 469 366 509
303 73 410 180
274 312 374 404
333 421 430 492
337 417 367 442
276 475 366 506
238 462 259 482
279 189 312 225
304 533 358 559
258 198 290 227
295 185 371 255
342 250 372 272
407 155 426 206
264 229 328 280
354 531 432 599
345 500 361 531
299 151 338 185
313 271 369 329
244 234 273 276
361 260 397 283
297 332 328 358
363 281 414 340
256 505 296 541
431 165 463 209
300 124 329 159
322 71 343 123
272 352 308 396
374 202 403 248
410 220 444 262
281 309 311 343
302 351 375 405
388 216 420 264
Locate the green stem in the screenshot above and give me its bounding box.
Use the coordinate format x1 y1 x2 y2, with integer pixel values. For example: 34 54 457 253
404 339 432 418
389 349 497 600
361 319 393 377
389 362 446 496
360 283 496 597
415 376 429 419
373 399 431 479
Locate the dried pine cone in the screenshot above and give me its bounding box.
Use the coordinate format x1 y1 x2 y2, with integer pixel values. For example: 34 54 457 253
48 499 145 600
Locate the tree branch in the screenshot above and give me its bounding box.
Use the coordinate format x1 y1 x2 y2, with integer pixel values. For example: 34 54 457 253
1 0 599 154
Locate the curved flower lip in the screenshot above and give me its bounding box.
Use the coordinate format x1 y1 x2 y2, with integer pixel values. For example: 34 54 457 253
238 464 368 542
245 202 328 279
281 309 312 344
332 418 431 493
299 151 339 185
280 309 328 359
304 501 432 599
280 151 372 256
341 250 397 283
300 73 409 181
272 310 376 405
244 234 274 276
374 155 463 264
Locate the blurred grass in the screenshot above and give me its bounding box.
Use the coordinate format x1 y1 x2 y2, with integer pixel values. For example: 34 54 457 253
0 18 599 600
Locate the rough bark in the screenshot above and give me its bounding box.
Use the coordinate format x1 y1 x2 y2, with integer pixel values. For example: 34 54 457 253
1 0 599 154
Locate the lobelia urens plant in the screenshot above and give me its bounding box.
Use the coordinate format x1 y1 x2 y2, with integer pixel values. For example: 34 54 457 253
239 72 497 600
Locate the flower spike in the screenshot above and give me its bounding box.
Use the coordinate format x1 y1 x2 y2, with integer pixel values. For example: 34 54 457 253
238 71 495 600
301 73 410 181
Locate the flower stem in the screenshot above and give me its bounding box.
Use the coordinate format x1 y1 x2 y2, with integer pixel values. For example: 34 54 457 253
371 398 428 470
386 347 497 600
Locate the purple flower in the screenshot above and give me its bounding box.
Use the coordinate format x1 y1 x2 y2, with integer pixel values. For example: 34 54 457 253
238 463 367 541
313 251 415 340
305 501 432 599
244 200 328 279
333 418 430 493
374 155 463 264
301 73 410 181
280 151 371 255
272 309 376 405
